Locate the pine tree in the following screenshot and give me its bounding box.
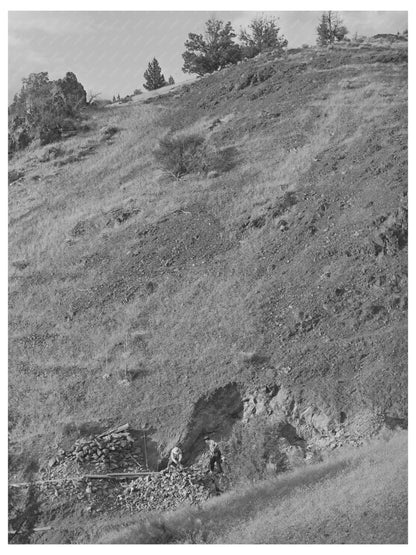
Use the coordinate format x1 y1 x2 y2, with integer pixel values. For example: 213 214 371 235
182 18 242 76
168 76 175 85
143 58 167 91
240 16 288 59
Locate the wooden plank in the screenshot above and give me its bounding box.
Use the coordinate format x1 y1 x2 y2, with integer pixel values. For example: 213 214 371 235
9 526 52 534
9 478 81 488
108 471 157 477
9 470 158 487
85 472 157 480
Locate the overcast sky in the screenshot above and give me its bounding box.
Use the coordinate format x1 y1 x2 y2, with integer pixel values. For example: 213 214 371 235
8 11 408 100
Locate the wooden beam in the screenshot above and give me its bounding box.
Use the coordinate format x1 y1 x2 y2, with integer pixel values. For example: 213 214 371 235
9 526 52 534
9 470 159 488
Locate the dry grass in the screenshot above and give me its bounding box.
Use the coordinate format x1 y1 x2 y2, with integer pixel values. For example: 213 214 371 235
99 431 407 544
8 43 407 479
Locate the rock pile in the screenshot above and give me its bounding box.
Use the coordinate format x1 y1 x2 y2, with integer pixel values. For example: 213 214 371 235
34 425 228 517
69 430 138 471
18 467 221 521
48 425 144 474
118 468 220 512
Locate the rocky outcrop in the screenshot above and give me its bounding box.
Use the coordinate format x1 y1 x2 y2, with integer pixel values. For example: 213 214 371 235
242 383 406 453
8 71 87 153
53 72 87 114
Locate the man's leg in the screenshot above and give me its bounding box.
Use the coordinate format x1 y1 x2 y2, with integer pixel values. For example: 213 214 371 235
216 453 223 473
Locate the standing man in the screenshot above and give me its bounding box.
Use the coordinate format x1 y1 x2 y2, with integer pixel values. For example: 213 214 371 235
204 436 223 473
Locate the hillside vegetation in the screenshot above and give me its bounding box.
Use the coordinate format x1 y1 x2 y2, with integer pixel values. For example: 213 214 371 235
101 431 407 544
9 36 407 495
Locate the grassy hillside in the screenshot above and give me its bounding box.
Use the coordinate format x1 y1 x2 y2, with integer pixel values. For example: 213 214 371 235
99 431 408 543
9 39 407 477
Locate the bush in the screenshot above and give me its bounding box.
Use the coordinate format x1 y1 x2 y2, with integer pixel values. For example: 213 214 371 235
154 133 239 179
225 416 287 484
39 124 62 145
182 18 242 76
17 129 31 149
240 16 288 59
100 126 119 141
154 133 205 178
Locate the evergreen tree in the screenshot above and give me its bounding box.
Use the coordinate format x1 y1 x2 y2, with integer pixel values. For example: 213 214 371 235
240 16 288 59
143 58 168 91
182 18 242 76
8 71 86 151
317 12 348 46
168 75 175 85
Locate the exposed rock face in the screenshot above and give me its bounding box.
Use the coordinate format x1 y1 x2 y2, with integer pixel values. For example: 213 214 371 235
54 72 87 113
242 383 406 452
166 377 406 475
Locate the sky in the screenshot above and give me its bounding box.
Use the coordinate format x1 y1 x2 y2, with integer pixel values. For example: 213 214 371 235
8 10 408 101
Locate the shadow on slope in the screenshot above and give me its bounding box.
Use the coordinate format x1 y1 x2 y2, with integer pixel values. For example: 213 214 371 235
100 431 407 544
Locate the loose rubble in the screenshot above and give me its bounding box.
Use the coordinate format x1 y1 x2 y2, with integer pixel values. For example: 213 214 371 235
24 426 224 519
47 427 142 475
118 467 221 512
17 465 222 523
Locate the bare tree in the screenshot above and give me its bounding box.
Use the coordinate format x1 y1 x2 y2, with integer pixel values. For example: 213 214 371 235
87 90 101 105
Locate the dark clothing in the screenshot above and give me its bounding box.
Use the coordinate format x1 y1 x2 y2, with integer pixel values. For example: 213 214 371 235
209 449 223 473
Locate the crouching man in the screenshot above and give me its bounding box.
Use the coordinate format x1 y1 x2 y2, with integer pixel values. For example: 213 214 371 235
167 445 183 471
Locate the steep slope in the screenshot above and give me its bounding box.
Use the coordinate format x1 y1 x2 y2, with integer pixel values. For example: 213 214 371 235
102 431 407 544
9 39 407 482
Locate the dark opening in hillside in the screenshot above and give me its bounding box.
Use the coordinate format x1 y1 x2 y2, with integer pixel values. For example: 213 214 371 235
181 383 244 464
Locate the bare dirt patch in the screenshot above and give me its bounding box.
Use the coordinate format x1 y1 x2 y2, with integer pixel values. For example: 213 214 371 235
70 203 236 315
